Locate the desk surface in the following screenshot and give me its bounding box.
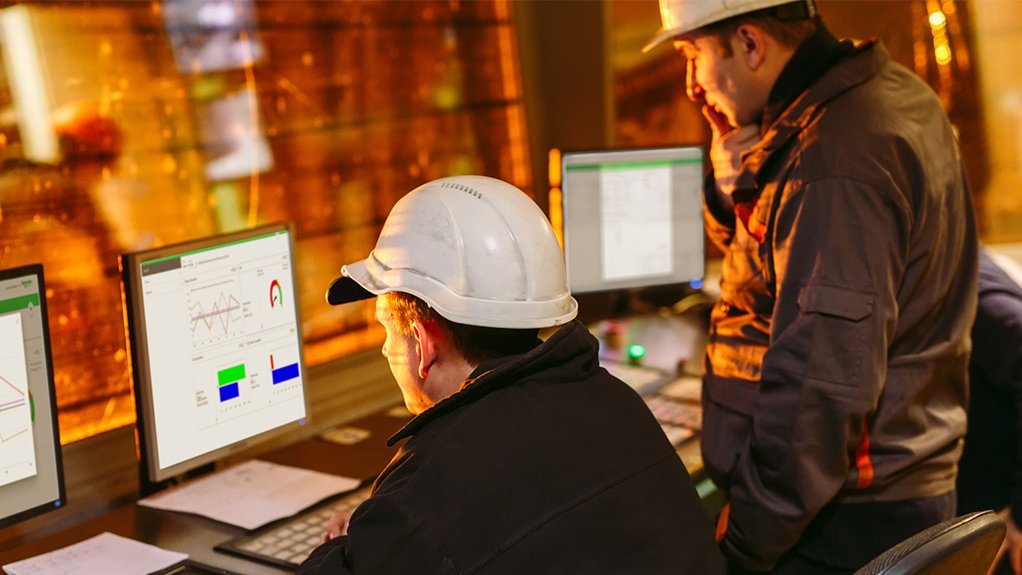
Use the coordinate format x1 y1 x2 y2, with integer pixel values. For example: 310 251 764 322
0 313 711 572
0 408 411 572
593 313 709 481
594 312 707 375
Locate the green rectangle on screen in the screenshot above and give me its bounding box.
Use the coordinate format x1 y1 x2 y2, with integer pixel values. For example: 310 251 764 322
217 364 246 386
0 294 40 314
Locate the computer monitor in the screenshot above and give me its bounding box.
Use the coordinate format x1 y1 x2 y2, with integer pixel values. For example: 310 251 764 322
121 223 308 492
0 264 65 528
560 146 705 295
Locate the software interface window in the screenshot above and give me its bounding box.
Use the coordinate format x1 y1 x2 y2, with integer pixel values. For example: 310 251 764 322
0 312 36 487
601 166 674 282
562 147 705 294
0 269 63 524
135 231 306 474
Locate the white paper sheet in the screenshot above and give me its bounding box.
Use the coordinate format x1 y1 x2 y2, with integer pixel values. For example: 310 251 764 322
2 532 186 575
138 459 360 529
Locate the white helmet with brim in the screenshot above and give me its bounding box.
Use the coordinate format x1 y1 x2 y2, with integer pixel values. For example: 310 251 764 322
643 0 816 53
326 175 578 330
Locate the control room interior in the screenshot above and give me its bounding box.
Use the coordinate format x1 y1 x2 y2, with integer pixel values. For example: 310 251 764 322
0 0 1020 572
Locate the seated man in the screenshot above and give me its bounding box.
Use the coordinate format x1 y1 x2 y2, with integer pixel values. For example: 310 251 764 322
299 175 723 574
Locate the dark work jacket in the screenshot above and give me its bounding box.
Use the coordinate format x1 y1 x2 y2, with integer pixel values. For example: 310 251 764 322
958 251 1022 525
298 320 724 574
702 40 978 571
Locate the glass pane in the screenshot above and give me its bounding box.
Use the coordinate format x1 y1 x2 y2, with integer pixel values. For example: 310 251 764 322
0 0 530 442
611 0 1021 242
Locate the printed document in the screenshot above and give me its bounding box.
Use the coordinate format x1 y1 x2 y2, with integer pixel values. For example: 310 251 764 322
138 459 360 529
2 532 186 575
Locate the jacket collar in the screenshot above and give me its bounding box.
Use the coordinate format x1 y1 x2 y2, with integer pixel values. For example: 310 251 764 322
762 20 851 129
734 39 885 196
387 320 598 445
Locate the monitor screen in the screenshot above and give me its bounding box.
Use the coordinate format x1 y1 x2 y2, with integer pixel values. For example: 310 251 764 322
122 224 308 486
560 147 705 294
0 264 65 528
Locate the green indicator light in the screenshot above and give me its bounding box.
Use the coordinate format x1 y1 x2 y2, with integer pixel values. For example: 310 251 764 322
627 344 646 359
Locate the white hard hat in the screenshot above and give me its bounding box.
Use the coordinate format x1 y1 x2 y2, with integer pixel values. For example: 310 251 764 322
326 175 578 329
643 0 815 53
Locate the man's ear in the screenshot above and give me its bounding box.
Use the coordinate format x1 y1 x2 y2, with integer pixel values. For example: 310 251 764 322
734 24 766 70
411 320 438 380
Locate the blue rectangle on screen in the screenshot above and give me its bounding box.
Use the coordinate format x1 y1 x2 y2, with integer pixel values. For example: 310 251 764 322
272 362 300 384
219 382 240 402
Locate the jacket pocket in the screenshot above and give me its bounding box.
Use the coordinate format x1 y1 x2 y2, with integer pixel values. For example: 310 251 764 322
702 376 757 488
797 283 875 386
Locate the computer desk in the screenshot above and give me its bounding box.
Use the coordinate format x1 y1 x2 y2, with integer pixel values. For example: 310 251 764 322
0 314 716 571
0 407 411 573
590 310 718 504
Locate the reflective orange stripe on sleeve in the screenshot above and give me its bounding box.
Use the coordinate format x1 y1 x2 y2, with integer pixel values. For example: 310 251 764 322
854 416 874 489
715 502 730 543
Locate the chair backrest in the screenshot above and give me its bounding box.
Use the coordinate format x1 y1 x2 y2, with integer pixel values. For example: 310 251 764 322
855 511 1006 575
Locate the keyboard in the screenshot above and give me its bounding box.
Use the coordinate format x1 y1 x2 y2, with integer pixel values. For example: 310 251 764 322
658 374 702 402
602 361 670 393
151 559 246 574
603 361 703 448
217 485 372 569
646 394 702 429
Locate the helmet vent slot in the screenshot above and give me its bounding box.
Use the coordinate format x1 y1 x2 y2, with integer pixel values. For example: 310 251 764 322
440 181 483 199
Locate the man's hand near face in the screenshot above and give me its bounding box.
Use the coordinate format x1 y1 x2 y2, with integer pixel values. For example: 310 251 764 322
703 104 759 208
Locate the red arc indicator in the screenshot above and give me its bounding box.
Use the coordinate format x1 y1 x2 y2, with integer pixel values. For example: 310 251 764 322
269 279 283 308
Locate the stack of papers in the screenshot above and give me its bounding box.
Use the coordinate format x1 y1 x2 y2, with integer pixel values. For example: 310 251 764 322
3 532 186 575
138 459 360 529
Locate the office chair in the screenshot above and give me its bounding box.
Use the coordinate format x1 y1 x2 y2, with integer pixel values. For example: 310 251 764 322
855 510 1006 575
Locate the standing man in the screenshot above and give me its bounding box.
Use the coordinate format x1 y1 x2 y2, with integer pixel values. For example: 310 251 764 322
300 175 724 574
643 1 978 573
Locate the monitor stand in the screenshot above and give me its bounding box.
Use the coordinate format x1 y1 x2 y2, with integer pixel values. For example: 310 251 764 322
139 461 215 498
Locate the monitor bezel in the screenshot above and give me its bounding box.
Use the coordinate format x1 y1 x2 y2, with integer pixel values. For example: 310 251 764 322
560 145 706 295
121 223 310 492
0 263 67 529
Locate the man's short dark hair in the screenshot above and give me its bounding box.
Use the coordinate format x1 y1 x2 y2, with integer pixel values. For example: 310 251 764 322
384 292 539 365
696 3 817 57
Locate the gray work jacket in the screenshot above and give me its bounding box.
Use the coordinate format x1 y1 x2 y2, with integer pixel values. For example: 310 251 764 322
702 41 978 570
